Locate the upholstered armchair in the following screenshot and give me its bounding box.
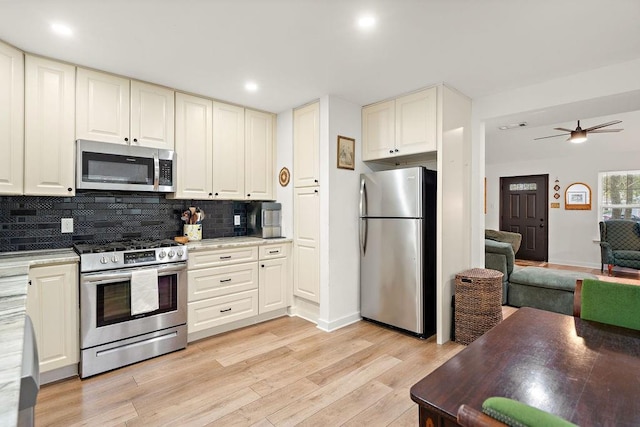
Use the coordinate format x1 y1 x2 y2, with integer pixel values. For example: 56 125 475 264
484 230 522 304
599 220 640 274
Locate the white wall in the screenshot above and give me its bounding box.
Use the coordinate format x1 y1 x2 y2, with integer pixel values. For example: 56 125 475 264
472 58 640 267
485 110 640 268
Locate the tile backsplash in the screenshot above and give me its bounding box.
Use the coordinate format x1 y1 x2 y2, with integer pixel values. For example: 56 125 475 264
0 192 247 253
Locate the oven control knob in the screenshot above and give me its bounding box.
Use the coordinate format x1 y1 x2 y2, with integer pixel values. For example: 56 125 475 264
168 250 176 258
100 256 108 264
158 250 166 259
111 255 119 263
177 249 184 257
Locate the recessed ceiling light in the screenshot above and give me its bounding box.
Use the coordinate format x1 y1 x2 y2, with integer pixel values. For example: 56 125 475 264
357 15 376 30
244 82 258 92
51 22 73 37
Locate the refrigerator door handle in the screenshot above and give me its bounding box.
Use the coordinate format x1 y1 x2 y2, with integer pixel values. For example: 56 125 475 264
359 179 367 218
360 218 368 255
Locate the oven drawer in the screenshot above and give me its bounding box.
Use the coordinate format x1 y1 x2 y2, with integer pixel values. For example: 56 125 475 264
188 262 258 302
188 290 258 333
259 243 289 260
188 246 258 269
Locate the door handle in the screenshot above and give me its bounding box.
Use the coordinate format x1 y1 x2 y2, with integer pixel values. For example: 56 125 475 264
539 223 544 228
360 218 368 256
359 179 367 217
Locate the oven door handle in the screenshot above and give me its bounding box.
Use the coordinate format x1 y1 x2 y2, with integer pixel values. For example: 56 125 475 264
80 262 186 285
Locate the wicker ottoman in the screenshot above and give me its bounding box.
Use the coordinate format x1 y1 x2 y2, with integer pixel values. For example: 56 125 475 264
454 268 504 345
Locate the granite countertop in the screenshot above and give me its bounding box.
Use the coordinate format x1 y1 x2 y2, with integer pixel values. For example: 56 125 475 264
186 236 292 251
0 248 78 427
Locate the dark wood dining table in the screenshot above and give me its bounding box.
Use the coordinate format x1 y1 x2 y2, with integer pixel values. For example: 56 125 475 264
410 307 640 427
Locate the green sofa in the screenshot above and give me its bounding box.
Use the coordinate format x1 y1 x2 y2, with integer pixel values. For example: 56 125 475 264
599 220 640 274
484 230 521 304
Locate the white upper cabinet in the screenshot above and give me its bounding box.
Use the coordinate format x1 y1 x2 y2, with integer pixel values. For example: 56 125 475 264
293 102 320 187
173 92 213 199
24 55 76 196
130 80 175 149
362 99 395 161
395 88 437 155
0 41 24 195
362 87 437 161
76 68 175 149
212 102 245 200
76 68 130 144
245 108 274 200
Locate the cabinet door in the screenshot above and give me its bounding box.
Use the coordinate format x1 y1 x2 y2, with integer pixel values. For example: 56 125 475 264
212 102 245 199
130 80 175 149
0 41 24 195
395 87 437 155
24 56 75 196
173 92 213 199
362 99 395 161
245 109 274 200
26 264 79 373
293 102 320 187
293 187 320 303
259 257 288 314
76 68 130 144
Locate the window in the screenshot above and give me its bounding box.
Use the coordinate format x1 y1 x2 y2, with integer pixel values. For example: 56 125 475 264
598 170 640 221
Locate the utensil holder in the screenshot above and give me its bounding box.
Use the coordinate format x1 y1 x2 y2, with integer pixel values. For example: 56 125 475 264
183 224 202 241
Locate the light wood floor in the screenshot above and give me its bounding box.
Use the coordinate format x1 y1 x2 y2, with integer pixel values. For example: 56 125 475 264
36 263 639 426
515 260 640 285
35 317 465 426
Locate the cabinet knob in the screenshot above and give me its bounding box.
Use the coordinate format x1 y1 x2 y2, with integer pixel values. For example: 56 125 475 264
247 194 250 197
314 179 318 183
214 192 219 196
124 137 129 142
314 189 318 193
28 280 32 286
67 187 72 192
133 138 138 143
389 150 394 154
208 193 213 196
394 149 399 152
261 264 265 268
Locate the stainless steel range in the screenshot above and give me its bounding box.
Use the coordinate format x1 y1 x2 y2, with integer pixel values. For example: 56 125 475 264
74 239 188 378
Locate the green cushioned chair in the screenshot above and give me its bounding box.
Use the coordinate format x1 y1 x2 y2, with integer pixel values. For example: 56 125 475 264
483 397 577 427
574 278 640 330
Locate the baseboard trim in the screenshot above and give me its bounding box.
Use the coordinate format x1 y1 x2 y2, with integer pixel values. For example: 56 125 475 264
316 312 362 332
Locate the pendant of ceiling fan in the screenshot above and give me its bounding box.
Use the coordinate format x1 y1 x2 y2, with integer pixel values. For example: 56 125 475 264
534 120 623 143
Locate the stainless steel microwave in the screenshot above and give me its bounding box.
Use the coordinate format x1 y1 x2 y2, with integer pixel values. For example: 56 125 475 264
76 140 175 192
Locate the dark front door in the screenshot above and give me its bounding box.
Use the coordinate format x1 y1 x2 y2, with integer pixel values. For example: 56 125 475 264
500 174 548 261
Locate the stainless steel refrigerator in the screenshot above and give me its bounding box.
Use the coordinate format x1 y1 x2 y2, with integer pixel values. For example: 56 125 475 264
359 166 436 337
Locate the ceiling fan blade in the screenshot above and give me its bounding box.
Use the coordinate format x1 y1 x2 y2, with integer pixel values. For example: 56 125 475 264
588 129 623 133
533 133 569 140
553 127 574 132
583 120 622 132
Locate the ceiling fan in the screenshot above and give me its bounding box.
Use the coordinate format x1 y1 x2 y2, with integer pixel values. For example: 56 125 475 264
534 120 623 143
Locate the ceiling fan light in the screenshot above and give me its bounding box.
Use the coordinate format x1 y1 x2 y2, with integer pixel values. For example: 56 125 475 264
570 130 587 143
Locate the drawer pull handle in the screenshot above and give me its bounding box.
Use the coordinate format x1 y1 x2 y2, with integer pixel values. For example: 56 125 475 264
220 308 232 313
268 250 279 254
220 278 232 283
220 256 232 260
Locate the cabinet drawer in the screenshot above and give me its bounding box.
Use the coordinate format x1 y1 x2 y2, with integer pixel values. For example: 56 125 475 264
259 243 289 260
188 290 258 333
188 262 258 302
188 246 258 269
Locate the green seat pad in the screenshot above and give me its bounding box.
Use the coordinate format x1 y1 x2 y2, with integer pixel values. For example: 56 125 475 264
482 397 577 427
509 267 596 292
581 279 640 330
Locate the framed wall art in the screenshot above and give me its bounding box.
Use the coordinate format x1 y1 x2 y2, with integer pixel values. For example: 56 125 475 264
337 135 355 170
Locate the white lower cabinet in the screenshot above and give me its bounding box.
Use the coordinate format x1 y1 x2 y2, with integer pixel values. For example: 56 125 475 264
187 242 291 338
26 263 79 374
259 244 290 314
